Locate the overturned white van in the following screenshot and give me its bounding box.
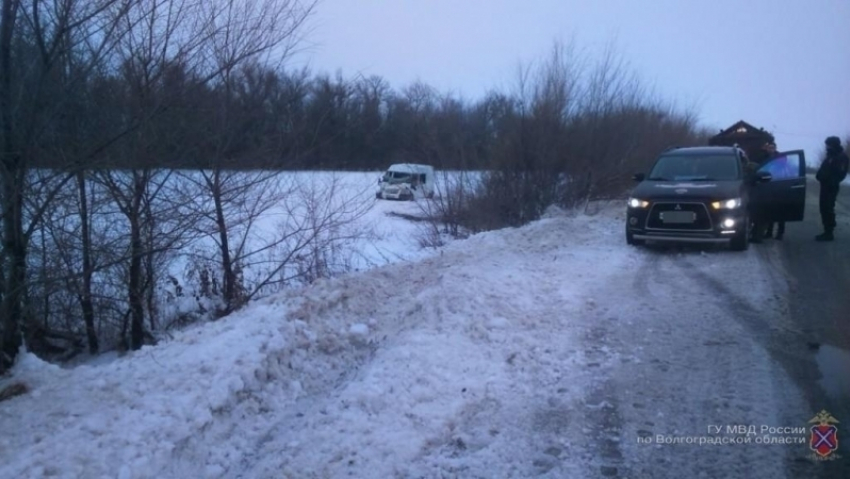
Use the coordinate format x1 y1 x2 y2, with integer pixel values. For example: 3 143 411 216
376 163 436 200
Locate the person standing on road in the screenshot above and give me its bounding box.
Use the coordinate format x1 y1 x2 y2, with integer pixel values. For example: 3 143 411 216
748 142 776 243
815 136 849 241
759 142 785 239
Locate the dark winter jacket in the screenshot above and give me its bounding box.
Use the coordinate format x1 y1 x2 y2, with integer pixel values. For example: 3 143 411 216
816 147 849 186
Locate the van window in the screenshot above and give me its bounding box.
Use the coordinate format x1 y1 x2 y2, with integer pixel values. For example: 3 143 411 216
383 171 413 183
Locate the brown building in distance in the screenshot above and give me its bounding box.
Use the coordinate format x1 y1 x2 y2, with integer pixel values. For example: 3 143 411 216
708 120 775 162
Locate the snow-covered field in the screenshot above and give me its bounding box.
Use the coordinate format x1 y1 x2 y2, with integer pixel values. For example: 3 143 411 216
1 178 813 478
166 169 447 281
27 169 478 333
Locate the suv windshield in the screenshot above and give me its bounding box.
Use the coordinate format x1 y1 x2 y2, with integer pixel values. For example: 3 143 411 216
648 154 740 181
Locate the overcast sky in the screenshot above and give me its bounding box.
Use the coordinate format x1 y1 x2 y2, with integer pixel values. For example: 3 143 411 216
293 0 850 164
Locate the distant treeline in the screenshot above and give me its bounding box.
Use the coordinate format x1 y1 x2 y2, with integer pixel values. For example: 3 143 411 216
29 58 711 172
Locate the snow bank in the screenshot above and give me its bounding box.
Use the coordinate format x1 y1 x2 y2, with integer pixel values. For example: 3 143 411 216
0 201 807 478
2 303 302 478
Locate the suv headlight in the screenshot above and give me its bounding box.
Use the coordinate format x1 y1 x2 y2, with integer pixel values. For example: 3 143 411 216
628 197 649 208
711 198 742 210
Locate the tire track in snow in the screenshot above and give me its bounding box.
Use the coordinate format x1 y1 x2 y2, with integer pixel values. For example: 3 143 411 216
398 222 621 478
229 215 618 478
576 248 808 479
672 255 828 477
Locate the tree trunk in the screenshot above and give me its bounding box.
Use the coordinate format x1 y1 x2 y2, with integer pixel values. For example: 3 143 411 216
145 252 156 331
77 170 98 354
39 218 48 328
143 190 157 332
211 170 236 313
128 172 145 350
0 0 22 373
0 167 25 370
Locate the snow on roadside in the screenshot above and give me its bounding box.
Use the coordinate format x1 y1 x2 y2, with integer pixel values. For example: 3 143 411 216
232 207 643 478
0 206 635 478
0 203 806 478
1 303 307 479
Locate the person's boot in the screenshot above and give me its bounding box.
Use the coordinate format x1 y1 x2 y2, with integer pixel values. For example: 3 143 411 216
815 230 834 241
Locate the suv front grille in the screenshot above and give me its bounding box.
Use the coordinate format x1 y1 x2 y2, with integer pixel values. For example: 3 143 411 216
646 202 712 231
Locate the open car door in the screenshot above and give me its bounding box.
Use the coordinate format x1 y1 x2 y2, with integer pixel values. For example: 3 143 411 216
753 150 807 222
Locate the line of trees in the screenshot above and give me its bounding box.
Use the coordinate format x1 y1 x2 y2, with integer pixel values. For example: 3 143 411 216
419 43 712 233
11 46 710 174
0 1 711 373
1 0 322 372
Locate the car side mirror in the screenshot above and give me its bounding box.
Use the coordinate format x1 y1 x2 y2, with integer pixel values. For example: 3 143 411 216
633 173 645 182
756 171 772 183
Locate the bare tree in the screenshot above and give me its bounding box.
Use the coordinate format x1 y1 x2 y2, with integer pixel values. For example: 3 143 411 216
95 0 314 349
181 169 288 314
76 169 99 353
0 0 135 372
421 39 710 234
0 0 317 363
181 170 375 317
183 0 315 314
250 174 373 293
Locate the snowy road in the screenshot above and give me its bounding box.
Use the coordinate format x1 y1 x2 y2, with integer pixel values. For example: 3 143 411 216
1 200 844 478
224 207 811 478
765 180 850 479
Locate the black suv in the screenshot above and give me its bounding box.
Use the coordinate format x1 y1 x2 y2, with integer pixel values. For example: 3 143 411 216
626 146 807 251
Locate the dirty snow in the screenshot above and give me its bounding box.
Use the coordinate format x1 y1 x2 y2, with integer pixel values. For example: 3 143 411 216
0 191 815 478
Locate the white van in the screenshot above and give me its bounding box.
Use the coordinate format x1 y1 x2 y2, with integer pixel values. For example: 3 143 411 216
376 163 436 200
